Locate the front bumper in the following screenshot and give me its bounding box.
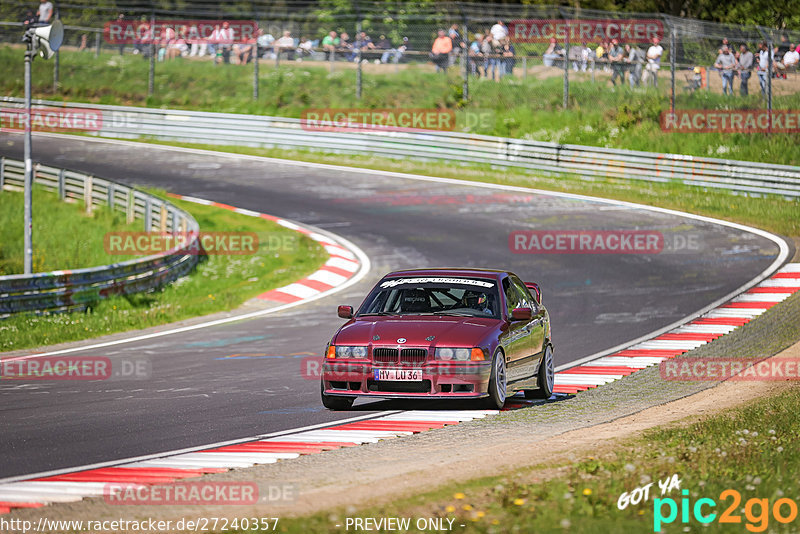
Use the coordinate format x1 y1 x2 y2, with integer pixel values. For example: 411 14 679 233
321 360 492 398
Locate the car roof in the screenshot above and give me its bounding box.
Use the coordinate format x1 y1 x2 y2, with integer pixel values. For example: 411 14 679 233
382 268 507 280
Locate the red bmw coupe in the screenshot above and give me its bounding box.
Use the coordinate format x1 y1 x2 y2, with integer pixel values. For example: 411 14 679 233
321 268 554 410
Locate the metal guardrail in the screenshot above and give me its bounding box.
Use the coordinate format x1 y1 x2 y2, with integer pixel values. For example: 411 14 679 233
0 157 200 314
2 98 800 199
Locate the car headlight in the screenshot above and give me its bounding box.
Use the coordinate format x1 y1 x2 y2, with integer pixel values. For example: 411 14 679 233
435 348 471 361
335 346 368 359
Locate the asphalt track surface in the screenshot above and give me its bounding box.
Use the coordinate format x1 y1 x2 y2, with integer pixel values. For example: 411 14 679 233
0 134 785 479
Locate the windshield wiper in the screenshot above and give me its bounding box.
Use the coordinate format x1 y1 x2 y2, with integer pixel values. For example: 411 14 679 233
359 312 400 316
432 311 474 317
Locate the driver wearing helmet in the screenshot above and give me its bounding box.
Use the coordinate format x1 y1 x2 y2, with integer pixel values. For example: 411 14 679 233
461 290 492 315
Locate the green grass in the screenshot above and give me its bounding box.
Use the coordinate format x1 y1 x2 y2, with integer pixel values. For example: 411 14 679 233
3 45 800 166
0 187 143 274
132 140 800 240
0 190 328 352
260 386 800 533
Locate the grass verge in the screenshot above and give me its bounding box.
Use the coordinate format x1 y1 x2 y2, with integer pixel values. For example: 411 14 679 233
0 190 328 352
0 186 142 274
273 385 800 533
3 45 800 166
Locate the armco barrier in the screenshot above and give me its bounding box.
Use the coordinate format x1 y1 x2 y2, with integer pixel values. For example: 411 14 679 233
2 97 800 199
0 158 199 314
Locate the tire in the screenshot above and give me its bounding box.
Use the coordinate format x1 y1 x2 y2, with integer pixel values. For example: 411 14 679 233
320 380 355 410
485 350 507 409
525 344 554 400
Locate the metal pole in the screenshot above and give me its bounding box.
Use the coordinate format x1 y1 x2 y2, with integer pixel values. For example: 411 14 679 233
767 39 773 134
329 48 335 73
53 50 59 93
253 45 259 100
24 48 33 274
95 32 101 58
563 20 569 109
356 19 362 100
670 27 676 114
148 12 155 96
462 14 469 101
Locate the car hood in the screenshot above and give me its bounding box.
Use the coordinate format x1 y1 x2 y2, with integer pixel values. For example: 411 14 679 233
333 315 501 348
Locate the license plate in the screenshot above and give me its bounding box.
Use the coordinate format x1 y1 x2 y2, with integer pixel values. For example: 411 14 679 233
374 368 422 381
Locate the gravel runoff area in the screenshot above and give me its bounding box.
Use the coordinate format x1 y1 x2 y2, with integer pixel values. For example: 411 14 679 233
7 287 800 527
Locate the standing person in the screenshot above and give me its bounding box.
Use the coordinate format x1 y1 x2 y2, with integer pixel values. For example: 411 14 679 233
645 36 663 87
115 13 126 55
37 0 53 23
22 9 37 30
757 41 772 95
714 45 736 95
430 29 452 72
500 38 515 78
625 43 644 87
481 29 493 78
469 34 484 76
608 38 625 86
737 44 753 96
490 20 508 43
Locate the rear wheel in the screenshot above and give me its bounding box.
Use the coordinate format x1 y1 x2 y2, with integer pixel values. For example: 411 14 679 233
485 350 507 409
320 380 355 410
525 344 554 399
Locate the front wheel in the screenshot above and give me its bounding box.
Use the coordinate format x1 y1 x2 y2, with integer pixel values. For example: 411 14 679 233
525 344 554 400
321 380 355 410
485 350 507 409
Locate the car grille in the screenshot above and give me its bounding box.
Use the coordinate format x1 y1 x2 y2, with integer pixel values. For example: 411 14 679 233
371 347 428 365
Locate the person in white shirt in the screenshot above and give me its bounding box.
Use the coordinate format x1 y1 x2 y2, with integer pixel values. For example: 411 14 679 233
37 0 53 23
757 41 773 95
490 20 508 43
783 44 799 70
644 36 663 87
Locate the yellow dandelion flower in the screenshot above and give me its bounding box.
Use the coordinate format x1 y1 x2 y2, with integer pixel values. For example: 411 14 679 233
583 488 593 496
513 498 526 506
491 519 500 525
445 505 455 513
462 504 473 511
476 511 485 518
454 492 465 500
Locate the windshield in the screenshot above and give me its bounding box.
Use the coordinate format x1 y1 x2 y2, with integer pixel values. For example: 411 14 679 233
358 276 501 319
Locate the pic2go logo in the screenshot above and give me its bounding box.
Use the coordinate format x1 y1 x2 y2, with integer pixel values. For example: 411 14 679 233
653 489 799 532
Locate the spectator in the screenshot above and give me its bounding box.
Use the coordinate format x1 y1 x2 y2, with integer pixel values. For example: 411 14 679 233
430 29 452 72
773 44 787 79
256 29 275 58
157 25 175 61
784 43 799 71
737 44 753 96
375 34 394 63
351 31 374 62
608 38 625 86
133 15 151 57
235 32 257 64
568 44 583 72
274 30 295 61
78 33 88 51
490 20 508 43
481 29 494 78
644 36 663 87
625 43 644 87
469 34 484 76
213 22 234 64
500 38 515 78
296 36 313 60
578 42 591 72
37 0 53 23
543 37 564 67
714 45 736 95
115 14 126 55
397 37 410 63
777 34 791 56
757 41 772 95
188 24 207 58
595 40 606 72
322 30 339 59
448 23 465 67
338 32 352 57
22 9 37 30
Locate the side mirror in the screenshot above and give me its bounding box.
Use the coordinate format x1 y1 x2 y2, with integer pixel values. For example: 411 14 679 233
337 305 353 319
510 307 532 321
525 282 542 305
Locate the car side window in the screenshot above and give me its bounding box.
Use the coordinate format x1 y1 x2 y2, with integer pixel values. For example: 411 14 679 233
510 276 538 313
503 277 523 316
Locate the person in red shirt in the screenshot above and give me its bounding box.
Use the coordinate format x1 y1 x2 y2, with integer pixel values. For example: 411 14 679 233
430 29 453 72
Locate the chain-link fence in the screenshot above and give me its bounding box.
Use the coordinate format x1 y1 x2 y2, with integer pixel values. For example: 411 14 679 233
2 1 799 137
